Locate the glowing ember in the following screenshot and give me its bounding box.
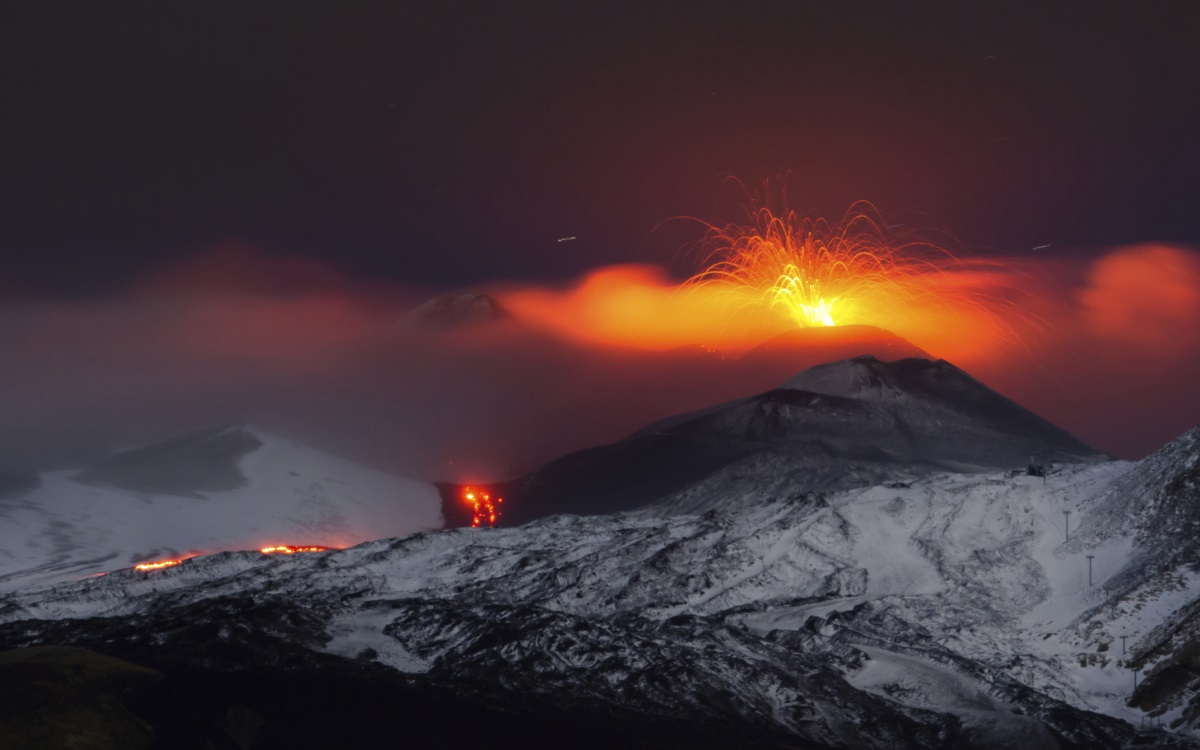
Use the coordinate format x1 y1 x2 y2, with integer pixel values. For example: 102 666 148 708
461 485 501 528
134 558 186 571
676 196 1029 365
259 545 331 555
684 201 963 329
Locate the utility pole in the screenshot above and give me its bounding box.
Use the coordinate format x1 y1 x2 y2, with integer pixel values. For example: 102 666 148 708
1087 554 1095 586
1133 667 1139 691
1121 635 1128 655
1063 510 1071 543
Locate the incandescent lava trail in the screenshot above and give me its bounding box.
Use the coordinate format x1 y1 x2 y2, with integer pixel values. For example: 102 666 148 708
679 200 1028 363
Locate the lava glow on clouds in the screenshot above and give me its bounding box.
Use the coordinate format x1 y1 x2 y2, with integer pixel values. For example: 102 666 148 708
1 238 1198 476
1079 244 1200 355
497 204 1030 372
461 486 501 528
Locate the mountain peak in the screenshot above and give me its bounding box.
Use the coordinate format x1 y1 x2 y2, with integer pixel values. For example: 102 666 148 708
445 355 1106 526
403 292 508 329
782 355 959 399
780 355 1105 461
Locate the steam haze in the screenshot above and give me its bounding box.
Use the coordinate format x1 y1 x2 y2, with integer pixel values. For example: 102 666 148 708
3 244 1197 480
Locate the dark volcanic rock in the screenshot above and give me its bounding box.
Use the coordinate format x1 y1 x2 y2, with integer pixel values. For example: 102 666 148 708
444 356 1106 527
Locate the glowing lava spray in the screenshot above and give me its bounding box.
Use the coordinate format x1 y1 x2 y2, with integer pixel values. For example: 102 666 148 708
676 195 1026 363
461 486 502 528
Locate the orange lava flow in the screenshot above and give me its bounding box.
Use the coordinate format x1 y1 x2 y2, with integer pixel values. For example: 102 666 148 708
134 558 187 571
461 485 501 528
680 201 1025 364
259 545 331 555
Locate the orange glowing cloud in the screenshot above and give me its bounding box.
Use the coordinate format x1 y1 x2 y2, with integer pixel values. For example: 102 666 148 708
678 203 1044 368
1079 244 1200 356
495 263 780 350
494 208 1035 370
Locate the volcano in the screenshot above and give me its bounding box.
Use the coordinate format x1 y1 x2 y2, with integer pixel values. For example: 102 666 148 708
3 427 1198 747
441 354 1105 527
2 359 1198 748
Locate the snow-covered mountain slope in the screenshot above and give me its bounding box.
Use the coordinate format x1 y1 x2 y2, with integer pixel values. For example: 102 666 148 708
0 425 442 592
444 356 1106 527
1063 426 1200 728
3 430 1198 747
782 356 1098 464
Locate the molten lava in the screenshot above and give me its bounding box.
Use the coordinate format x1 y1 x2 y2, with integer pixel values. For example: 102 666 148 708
461 485 501 528
134 558 187 571
679 200 1025 364
259 545 331 554
685 202 954 328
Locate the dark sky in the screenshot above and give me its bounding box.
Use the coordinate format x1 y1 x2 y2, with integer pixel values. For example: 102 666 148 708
3 2 1200 295
1 3 1199 476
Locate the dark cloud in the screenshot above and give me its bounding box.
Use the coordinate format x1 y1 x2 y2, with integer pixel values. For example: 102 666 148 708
2 4 1199 295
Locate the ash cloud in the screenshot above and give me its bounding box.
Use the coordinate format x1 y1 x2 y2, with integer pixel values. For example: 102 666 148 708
1 244 1197 482
0 249 793 481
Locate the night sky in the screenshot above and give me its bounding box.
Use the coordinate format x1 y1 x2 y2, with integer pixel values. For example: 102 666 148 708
4 3 1199 293
2 3 1199 477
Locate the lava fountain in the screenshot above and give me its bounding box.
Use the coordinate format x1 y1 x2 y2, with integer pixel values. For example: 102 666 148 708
680 200 1025 362
461 485 502 528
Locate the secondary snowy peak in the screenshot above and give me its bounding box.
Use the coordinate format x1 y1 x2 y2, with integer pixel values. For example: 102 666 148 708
403 291 507 329
0 425 443 592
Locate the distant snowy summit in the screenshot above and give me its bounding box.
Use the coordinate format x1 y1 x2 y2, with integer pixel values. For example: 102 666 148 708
443 355 1106 526
0 425 441 592
402 291 508 329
